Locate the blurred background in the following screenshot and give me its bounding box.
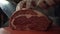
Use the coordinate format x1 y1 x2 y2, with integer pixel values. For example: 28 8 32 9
0 0 60 27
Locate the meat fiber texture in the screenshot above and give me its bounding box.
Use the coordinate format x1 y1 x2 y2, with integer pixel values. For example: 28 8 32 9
9 9 52 31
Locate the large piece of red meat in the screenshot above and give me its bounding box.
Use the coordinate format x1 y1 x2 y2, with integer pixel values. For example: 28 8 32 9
9 9 52 31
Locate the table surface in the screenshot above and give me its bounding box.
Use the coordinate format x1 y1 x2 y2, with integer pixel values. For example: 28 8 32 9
0 26 59 34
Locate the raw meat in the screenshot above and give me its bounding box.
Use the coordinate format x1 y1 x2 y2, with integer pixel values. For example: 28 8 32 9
9 9 52 31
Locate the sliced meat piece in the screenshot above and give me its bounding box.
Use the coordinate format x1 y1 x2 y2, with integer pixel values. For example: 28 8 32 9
9 9 52 31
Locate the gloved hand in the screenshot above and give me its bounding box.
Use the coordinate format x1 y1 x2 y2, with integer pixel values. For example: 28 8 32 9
16 0 59 11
